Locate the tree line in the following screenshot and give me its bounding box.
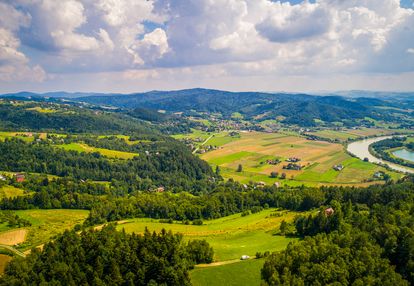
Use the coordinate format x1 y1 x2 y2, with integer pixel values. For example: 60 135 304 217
262 176 414 285
0 225 213 285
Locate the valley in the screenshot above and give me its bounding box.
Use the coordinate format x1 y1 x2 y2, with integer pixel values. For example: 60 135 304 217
0 93 413 285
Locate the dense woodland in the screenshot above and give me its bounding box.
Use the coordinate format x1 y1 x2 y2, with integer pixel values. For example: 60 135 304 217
0 225 213 285
262 177 414 285
0 138 214 192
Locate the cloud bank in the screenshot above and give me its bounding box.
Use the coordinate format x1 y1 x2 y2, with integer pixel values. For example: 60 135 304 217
0 0 413 91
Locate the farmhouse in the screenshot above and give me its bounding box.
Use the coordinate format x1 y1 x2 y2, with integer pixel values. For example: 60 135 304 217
283 163 302 170
333 164 344 171
266 158 281 165
286 157 301 162
14 173 25 183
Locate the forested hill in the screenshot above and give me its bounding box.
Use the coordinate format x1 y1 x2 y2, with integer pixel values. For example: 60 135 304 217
3 88 411 126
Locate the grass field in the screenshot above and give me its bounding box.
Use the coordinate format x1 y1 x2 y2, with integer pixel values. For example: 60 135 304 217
173 129 241 148
26 106 57 113
307 128 407 142
0 185 26 200
116 208 300 261
11 209 89 250
0 229 27 246
57 143 138 159
0 131 40 142
201 131 401 186
191 258 264 286
0 254 12 274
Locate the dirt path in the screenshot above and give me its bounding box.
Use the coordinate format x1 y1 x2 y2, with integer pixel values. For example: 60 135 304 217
195 256 256 268
0 245 25 258
192 134 215 154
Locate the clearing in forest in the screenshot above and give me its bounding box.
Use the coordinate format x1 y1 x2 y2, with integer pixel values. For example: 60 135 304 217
57 142 138 159
116 208 301 262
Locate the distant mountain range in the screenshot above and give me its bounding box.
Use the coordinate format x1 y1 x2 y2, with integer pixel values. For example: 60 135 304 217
2 88 413 127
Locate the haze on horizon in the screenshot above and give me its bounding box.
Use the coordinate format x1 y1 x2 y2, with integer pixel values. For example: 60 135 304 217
1 0 414 94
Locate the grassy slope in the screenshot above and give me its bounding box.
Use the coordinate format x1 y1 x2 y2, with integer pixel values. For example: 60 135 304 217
57 143 138 159
191 258 264 286
117 208 300 261
0 185 26 200
13 209 89 250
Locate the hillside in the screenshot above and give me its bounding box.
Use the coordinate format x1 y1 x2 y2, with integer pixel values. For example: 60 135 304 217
3 89 412 127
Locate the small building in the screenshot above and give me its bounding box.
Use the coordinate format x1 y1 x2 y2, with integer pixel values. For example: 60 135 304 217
241 255 250 260
333 164 344 171
283 163 302 170
286 157 301 163
0 175 6 181
374 171 384 179
266 159 281 165
156 186 165 193
257 181 266 187
273 182 280 188
324 207 334 216
14 173 25 183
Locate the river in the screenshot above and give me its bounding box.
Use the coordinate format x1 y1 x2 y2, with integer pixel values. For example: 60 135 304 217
346 136 414 174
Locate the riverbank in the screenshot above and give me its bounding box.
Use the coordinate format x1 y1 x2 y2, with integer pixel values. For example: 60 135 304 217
347 136 414 174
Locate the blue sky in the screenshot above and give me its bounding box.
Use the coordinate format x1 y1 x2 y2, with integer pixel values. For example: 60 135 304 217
0 0 413 93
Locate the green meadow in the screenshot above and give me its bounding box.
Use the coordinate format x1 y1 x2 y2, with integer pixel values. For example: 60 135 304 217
116 208 300 261
13 209 89 250
57 143 138 159
191 258 265 286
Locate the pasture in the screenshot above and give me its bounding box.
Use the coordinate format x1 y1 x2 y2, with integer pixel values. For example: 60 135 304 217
57 143 138 159
191 258 264 286
116 208 300 262
173 129 241 147
0 131 46 142
12 209 89 250
201 131 400 186
307 128 403 142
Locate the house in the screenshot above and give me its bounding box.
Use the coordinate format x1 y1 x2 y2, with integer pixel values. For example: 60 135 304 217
283 163 302 170
324 208 334 216
273 182 280 188
333 164 344 171
0 175 6 181
241 255 250 260
14 173 25 183
266 159 281 165
156 186 165 193
374 171 384 179
286 157 301 163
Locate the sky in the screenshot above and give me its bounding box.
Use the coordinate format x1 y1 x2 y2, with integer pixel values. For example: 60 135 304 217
0 0 414 93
